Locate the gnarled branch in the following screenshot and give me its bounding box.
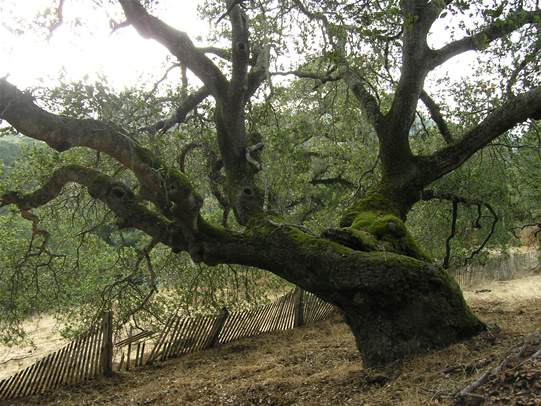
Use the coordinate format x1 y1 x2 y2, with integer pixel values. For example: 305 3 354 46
0 164 188 250
0 78 203 230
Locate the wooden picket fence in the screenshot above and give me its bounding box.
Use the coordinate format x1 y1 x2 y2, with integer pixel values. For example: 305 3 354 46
129 287 337 367
124 288 337 370
0 311 113 401
0 288 337 400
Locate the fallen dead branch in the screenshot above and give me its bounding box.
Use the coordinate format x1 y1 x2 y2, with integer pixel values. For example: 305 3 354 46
449 330 541 405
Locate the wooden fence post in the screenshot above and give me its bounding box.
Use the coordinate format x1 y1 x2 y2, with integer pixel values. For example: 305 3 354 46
206 307 229 349
100 311 113 377
293 287 305 328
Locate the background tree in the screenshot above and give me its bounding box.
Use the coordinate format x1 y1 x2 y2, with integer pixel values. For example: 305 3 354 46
1 0 541 366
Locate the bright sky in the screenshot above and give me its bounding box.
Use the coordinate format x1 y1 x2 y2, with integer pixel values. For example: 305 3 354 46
0 0 479 96
0 0 204 90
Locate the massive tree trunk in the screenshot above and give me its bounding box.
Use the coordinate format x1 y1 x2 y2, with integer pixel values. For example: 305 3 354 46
193 194 485 367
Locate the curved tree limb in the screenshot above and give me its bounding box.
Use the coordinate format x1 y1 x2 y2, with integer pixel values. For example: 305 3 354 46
0 78 203 231
198 46 232 61
0 164 188 249
429 8 541 69
142 86 210 135
190 218 484 367
425 85 541 181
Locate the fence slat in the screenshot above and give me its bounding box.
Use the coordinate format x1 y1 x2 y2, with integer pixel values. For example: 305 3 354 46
147 314 176 364
10 361 34 399
90 323 102 379
206 307 229 349
50 343 70 390
0 374 15 400
162 316 182 359
169 317 193 358
42 348 62 392
126 326 133 372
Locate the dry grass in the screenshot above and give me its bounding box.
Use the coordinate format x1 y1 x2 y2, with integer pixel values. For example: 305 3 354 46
0 316 68 381
3 275 541 406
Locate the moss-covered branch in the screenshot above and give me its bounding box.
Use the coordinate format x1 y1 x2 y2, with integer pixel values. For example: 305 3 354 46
1 165 188 249
0 78 203 231
190 216 484 367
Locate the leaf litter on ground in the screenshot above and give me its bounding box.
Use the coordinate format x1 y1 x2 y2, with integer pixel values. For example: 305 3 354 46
4 274 541 405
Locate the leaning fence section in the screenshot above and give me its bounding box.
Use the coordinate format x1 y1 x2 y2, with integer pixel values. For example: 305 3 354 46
452 250 540 287
0 288 337 400
135 287 338 367
0 311 113 401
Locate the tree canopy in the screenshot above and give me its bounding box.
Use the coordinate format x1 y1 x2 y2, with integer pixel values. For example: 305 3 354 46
1 0 540 366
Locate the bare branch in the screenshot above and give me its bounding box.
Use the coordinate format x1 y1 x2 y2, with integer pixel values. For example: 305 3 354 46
420 90 454 144
118 0 228 99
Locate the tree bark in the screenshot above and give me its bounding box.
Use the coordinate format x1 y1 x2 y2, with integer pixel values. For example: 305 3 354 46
193 212 485 367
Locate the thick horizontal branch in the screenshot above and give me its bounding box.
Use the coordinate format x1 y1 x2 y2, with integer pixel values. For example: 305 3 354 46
429 9 541 69
425 85 541 180
310 176 355 188
199 46 231 61
0 79 202 230
189 218 483 367
0 165 187 249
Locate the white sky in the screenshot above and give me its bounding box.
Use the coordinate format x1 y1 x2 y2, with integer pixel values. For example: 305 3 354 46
0 0 204 90
0 0 481 98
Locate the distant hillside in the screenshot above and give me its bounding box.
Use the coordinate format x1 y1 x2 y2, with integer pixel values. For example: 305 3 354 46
0 135 40 170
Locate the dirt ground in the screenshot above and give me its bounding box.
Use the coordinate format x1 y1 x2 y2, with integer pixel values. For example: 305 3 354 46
2 274 541 406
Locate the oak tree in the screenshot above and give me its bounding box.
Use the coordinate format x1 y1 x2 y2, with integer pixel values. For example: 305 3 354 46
1 0 541 366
